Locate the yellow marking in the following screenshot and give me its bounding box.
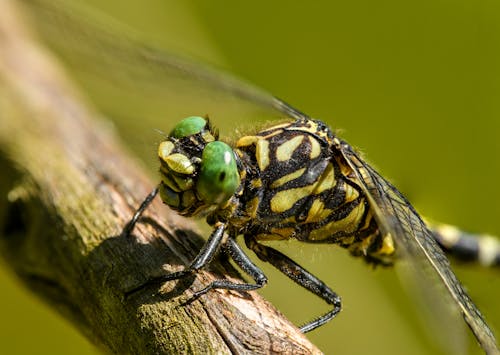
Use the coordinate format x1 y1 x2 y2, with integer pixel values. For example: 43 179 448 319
165 153 195 175
288 121 318 134
478 235 500 267
270 227 295 239
158 141 175 160
238 168 247 181
306 199 324 223
435 224 460 248
359 233 395 256
201 131 215 143
255 233 289 241
270 168 306 189
261 129 284 140
379 234 395 255
236 135 259 148
251 178 262 189
361 209 373 229
338 160 353 176
270 185 314 213
305 199 332 223
280 216 297 224
276 135 304 161
344 183 359 202
309 203 365 241
270 163 336 213
286 120 329 140
256 139 270 171
313 164 336 194
161 173 181 192
309 136 321 159
181 190 196 208
245 197 260 219
360 234 375 254
172 175 193 191
235 150 244 160
362 233 395 263
257 123 291 137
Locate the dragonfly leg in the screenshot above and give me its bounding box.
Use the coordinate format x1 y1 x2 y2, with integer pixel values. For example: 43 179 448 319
192 236 267 298
245 235 341 333
125 223 226 296
123 186 159 236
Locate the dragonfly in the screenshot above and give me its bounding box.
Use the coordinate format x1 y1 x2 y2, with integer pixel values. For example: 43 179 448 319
123 115 500 354
23 0 500 353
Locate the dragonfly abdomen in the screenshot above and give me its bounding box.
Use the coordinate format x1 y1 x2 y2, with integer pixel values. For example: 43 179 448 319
432 224 500 267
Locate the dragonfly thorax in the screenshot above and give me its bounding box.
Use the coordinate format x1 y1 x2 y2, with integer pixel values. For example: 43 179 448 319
227 118 396 265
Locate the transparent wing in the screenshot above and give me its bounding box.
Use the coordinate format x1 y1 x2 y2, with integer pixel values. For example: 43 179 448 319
338 140 499 354
20 0 306 130
19 0 498 351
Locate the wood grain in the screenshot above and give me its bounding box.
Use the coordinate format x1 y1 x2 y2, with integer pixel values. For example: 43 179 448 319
0 1 320 353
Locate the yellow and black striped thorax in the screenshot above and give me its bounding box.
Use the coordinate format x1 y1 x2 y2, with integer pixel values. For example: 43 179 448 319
231 118 395 264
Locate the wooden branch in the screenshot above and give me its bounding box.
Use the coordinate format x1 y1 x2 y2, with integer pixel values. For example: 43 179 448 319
0 1 320 354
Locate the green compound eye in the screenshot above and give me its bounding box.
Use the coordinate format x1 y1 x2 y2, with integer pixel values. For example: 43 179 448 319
170 116 207 138
197 141 240 205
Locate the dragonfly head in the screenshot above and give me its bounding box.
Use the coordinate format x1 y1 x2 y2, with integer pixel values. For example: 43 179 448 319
158 116 240 216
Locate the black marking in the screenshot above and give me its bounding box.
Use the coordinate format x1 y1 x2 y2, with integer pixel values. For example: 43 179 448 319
127 115 498 353
434 230 480 262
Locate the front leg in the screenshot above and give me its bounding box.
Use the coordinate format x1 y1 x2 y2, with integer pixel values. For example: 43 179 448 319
192 236 268 298
123 187 159 237
125 222 226 296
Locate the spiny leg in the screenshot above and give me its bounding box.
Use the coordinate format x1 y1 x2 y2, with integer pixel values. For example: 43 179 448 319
123 186 159 236
245 236 341 333
192 236 268 298
125 222 226 296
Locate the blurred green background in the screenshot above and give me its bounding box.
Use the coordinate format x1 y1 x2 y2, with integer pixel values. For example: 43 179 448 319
2 0 500 354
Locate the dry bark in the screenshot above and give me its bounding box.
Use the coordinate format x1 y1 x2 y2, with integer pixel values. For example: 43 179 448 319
0 1 320 353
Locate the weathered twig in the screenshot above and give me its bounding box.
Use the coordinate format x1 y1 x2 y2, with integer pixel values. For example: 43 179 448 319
0 1 320 353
